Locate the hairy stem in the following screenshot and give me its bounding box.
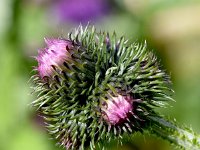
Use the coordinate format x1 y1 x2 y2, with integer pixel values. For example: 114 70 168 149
148 116 200 150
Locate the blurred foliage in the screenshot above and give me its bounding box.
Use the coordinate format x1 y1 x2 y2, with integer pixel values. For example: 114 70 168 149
0 0 200 150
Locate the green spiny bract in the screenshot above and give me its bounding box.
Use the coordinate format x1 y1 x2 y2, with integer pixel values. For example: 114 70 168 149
31 25 173 149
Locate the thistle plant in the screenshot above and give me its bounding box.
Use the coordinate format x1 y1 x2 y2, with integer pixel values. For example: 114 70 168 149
31 26 200 150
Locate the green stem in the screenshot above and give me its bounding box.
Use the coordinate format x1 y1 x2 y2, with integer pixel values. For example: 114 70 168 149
148 116 200 150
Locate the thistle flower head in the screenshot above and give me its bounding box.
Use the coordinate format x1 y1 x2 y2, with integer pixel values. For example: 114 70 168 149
31 25 173 149
36 39 72 78
102 95 133 125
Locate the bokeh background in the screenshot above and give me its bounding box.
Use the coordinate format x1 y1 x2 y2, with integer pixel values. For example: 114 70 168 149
0 0 200 150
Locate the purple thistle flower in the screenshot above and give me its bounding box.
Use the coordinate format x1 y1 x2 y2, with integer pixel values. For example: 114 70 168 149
54 0 109 23
36 38 72 78
102 95 134 125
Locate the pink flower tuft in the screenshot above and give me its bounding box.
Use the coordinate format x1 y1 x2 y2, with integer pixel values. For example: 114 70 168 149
36 38 72 78
102 95 133 125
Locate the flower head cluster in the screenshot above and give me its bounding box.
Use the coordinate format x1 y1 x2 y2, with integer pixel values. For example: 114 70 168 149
31 26 173 149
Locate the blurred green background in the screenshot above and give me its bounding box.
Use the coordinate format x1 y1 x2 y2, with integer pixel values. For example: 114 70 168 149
0 0 200 150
